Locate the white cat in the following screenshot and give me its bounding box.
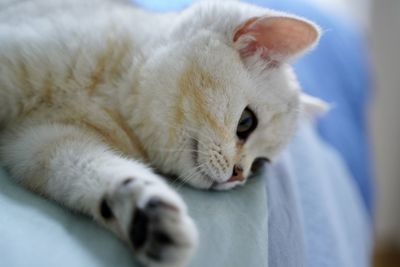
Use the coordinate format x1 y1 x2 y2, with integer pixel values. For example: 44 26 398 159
0 0 325 266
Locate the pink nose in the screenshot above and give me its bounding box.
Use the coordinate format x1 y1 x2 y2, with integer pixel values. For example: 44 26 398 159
227 165 245 182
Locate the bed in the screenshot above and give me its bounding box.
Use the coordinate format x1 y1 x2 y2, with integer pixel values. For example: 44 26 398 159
0 1 373 266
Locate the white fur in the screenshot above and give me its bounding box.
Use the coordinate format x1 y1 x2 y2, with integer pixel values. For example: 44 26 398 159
0 0 321 266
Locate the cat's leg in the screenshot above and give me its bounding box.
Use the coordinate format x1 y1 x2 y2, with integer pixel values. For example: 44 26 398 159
0 123 197 267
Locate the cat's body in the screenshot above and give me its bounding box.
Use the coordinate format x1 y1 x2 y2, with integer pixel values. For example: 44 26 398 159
0 1 323 266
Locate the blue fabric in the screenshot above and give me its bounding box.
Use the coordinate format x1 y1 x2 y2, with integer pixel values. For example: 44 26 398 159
267 123 371 267
266 159 307 267
0 167 268 267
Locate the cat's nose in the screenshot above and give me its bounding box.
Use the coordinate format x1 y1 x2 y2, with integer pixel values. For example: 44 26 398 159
227 165 245 182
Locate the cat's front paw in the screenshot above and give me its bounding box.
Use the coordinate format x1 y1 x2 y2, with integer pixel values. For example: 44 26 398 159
101 176 198 267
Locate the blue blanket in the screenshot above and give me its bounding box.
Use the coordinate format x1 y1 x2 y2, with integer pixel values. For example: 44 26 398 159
267 123 371 267
0 167 268 267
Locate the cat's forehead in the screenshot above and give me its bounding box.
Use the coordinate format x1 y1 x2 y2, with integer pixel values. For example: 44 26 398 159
175 33 300 115
190 38 248 82
191 36 294 82
187 45 297 99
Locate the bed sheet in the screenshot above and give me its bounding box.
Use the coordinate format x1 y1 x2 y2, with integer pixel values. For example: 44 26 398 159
267 123 371 267
0 167 268 267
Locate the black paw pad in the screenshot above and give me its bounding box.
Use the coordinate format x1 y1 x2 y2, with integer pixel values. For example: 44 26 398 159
100 198 114 220
145 231 173 262
129 209 149 250
146 249 163 261
153 230 173 246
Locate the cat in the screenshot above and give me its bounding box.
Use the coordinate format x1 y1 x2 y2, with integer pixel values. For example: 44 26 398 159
0 0 326 266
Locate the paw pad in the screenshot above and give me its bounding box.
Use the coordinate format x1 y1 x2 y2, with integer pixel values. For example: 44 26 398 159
99 198 114 220
130 208 149 249
129 197 179 256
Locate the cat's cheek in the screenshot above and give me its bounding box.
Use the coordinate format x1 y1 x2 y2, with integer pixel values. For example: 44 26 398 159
184 176 214 190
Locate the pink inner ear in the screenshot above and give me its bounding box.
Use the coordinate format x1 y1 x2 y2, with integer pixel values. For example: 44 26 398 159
233 16 319 60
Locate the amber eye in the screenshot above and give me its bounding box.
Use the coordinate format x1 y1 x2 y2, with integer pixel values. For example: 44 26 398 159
236 107 257 140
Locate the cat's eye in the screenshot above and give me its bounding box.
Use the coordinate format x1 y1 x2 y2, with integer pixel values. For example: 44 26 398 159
236 107 257 140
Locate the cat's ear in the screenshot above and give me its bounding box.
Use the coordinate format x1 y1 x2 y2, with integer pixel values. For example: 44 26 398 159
300 93 330 119
233 16 320 64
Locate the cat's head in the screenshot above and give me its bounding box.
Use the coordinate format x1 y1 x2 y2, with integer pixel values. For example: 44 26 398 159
134 2 326 189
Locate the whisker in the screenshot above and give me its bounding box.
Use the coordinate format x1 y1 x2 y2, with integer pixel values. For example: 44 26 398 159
181 126 215 144
177 163 206 183
147 148 208 156
166 123 214 146
174 163 207 190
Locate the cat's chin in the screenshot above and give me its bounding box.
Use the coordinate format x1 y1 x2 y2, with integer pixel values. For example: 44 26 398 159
183 174 214 190
211 180 245 191
161 166 246 190
184 175 245 191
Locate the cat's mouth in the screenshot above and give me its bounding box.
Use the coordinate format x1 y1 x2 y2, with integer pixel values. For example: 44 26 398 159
190 138 241 189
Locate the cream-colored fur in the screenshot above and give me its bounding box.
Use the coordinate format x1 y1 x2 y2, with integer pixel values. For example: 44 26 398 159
0 0 323 266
